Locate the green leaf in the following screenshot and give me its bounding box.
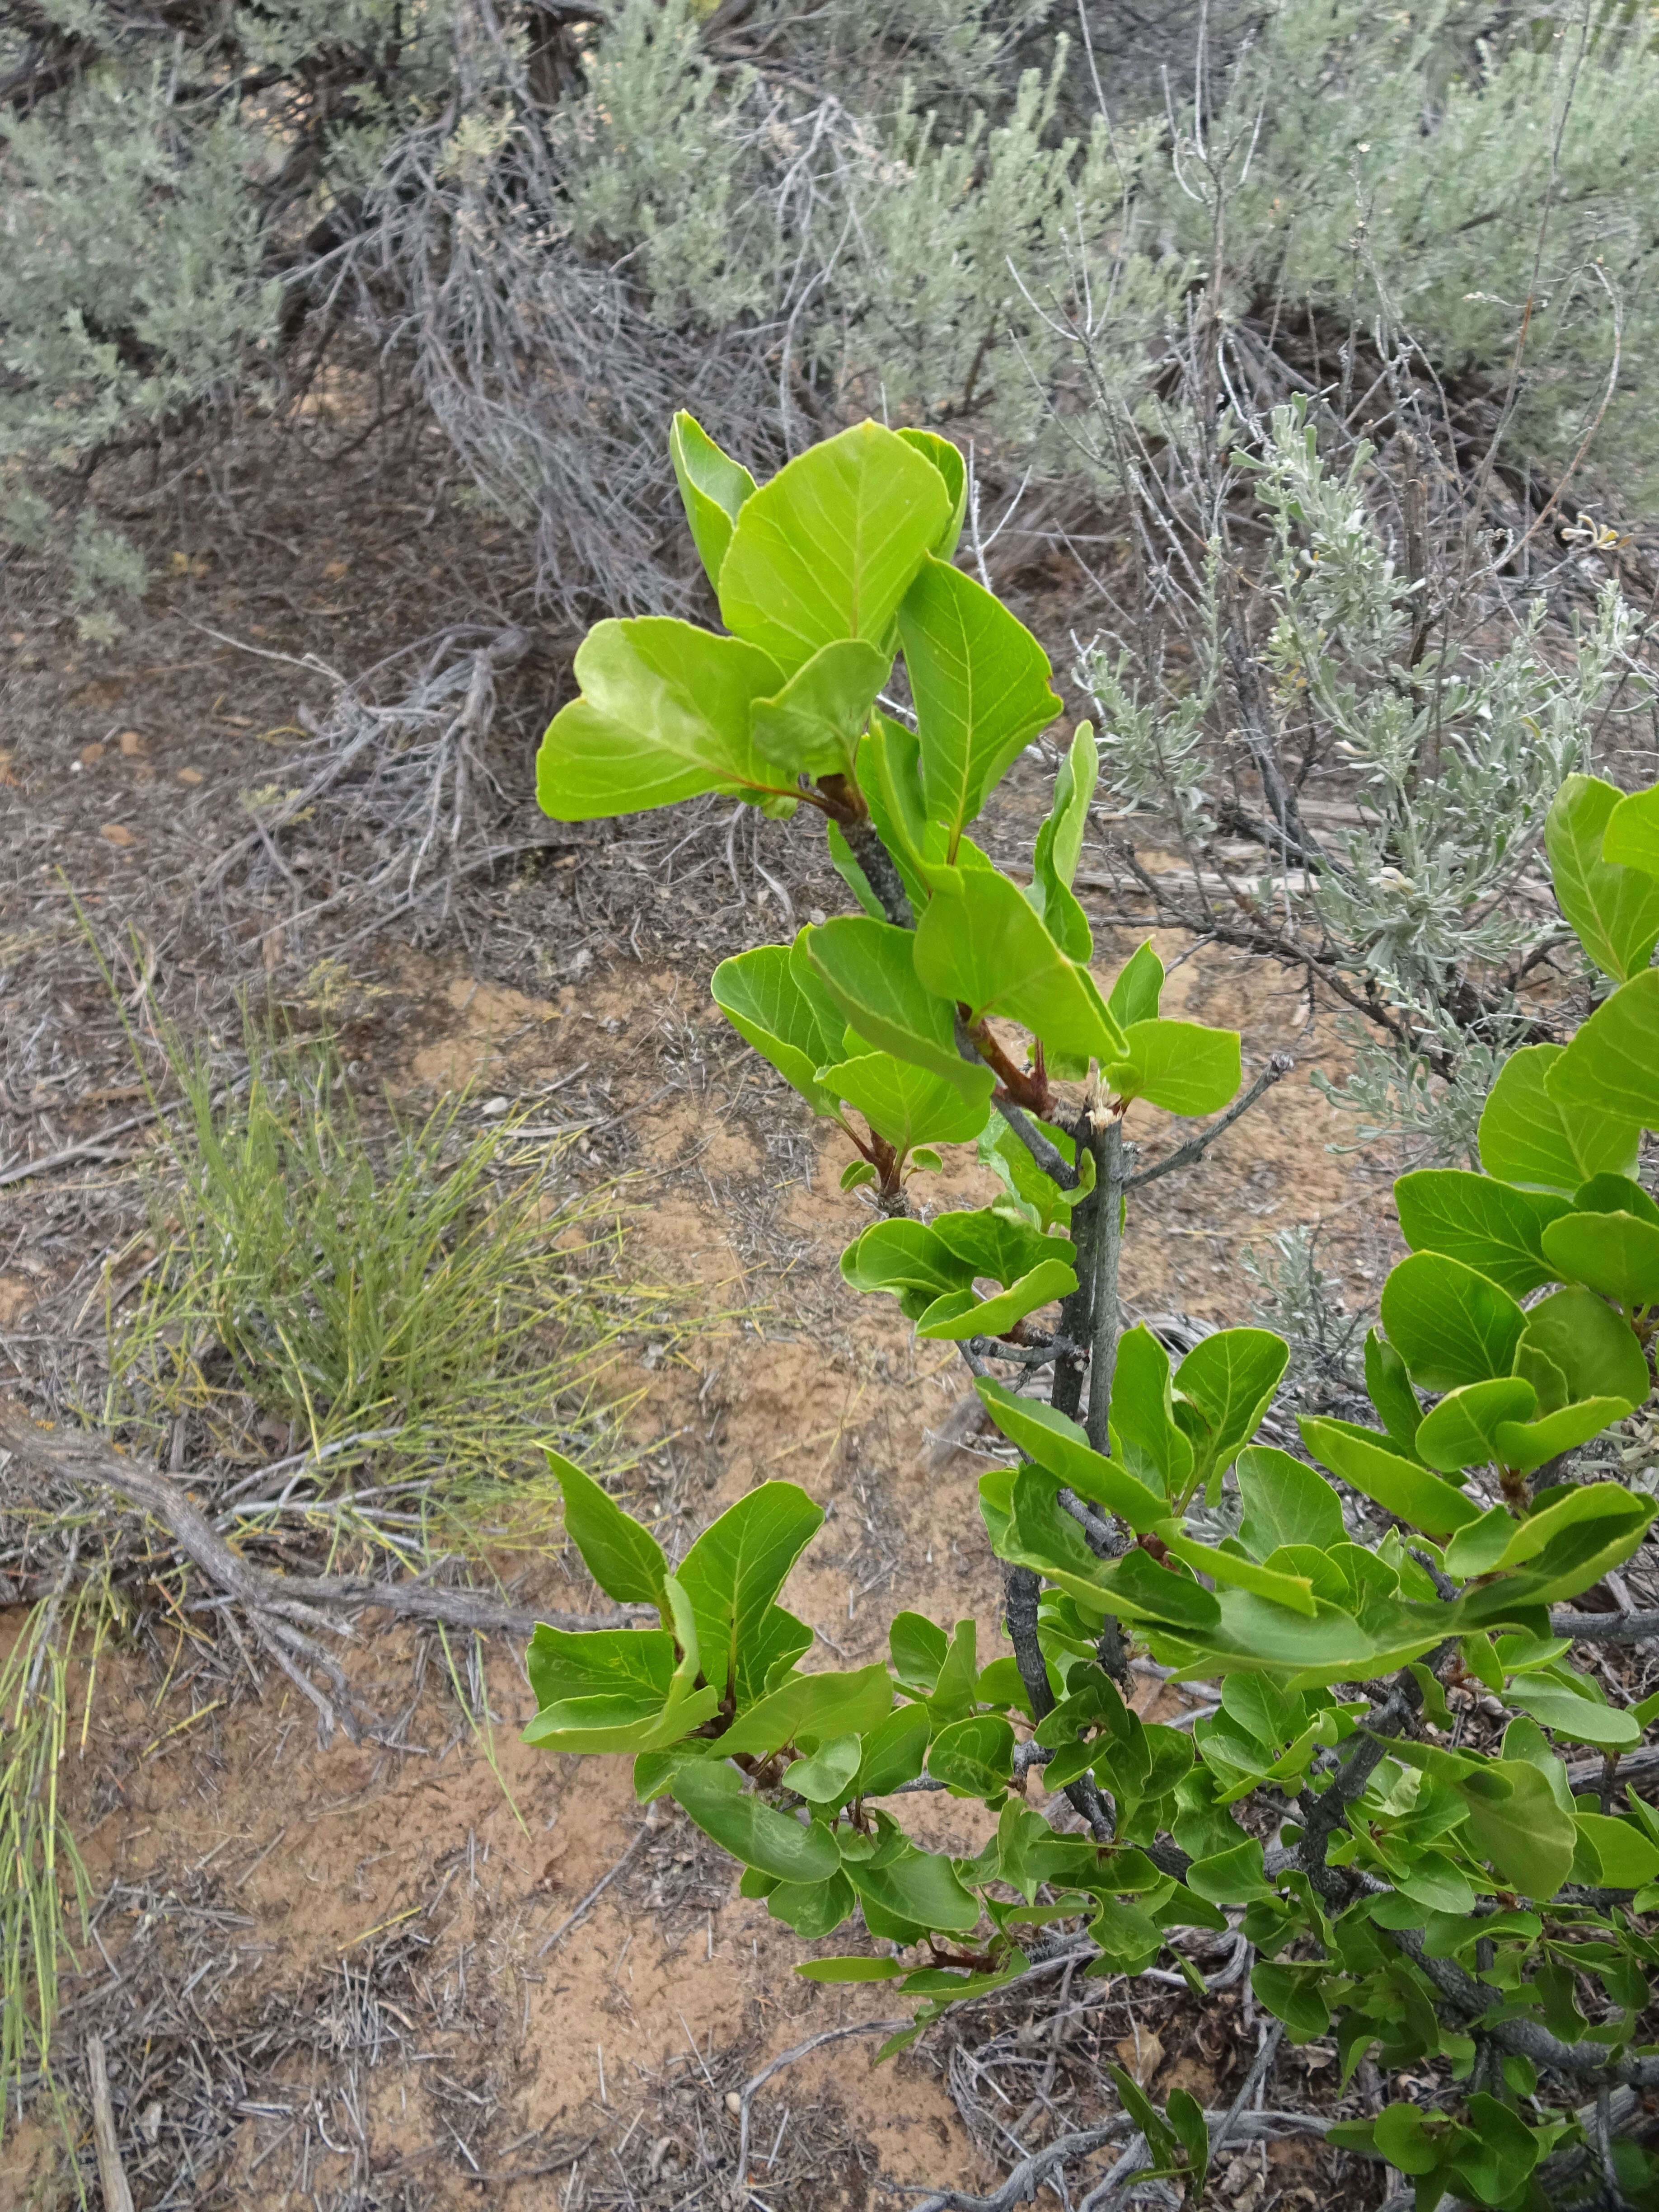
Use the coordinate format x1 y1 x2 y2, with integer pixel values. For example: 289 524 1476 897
678 1482 825 1710
1547 970 1659 1129
1110 1326 1192 1497
1298 1416 1484 1536
1576 1172 1659 1227
930 1207 1071 1288
840 1160 877 1191
928 1715 1016 1795
1506 1685 1640 1748
805 916 995 1103
750 638 891 780
1364 1329 1423 1458
916 1256 1078 1340
897 554 1062 849
844 1840 983 1934
1491 1397 1635 1474
931 1619 979 1722
912 864 1125 1064
1106 940 1164 1029
766 1869 858 1938
976 1112 1093 1231
855 1705 933 1797
1451 2095 1541 2207
1394 1170 1569 1298
720 1664 895 1759
783 1735 863 1807
1414 1378 1539 1472
718 421 950 675
1236 1446 1345 1557
1603 783 1659 878
669 411 756 589
523 1579 718 1753
1174 1331 1289 1485
1168 2088 1209 2196
1515 1285 1650 1407
975 1378 1170 1533
842 1219 975 1311
1543 1209 1659 1308
712 937 848 1116
537 618 792 823
820 1054 992 1153
526 1623 670 1715
794 1955 909 1982
546 1450 667 1605
1251 1960 1330 2042
1482 1481 1652 1582
1574 1813 1659 1889
1160 1530 1317 1616
1477 1044 1640 1191
1028 724 1097 960
1545 773 1659 983
889 1612 949 1694
1189 1838 1277 1905
1107 1021 1241 1118
1460 1759 1576 1898
895 428 968 557
671 1759 842 1884
1378 1252 1526 1391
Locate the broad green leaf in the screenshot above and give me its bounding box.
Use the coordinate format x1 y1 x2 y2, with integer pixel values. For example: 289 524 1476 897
1251 1960 1330 2042
1298 1416 1484 1536
976 1378 1169 1533
1364 1329 1423 1458
842 1219 974 1310
1460 1759 1576 1898
805 916 994 1100
1515 1285 1650 1407
1107 1020 1241 1118
669 411 756 588
896 427 968 557
1110 1326 1192 1497
928 1715 1016 1795
1174 1330 1289 1484
916 1256 1078 1340
1106 940 1164 1028
1168 2088 1209 2198
766 1869 858 1938
820 1053 992 1153
1542 1209 1659 1308
526 1623 670 1715
844 1841 983 1933
794 1956 908 1982
1149 1583 1454 1688
719 1664 895 1759
1393 1170 1569 1298
678 1482 825 1710
671 1759 842 1884
1545 773 1659 983
783 1734 863 1806
994 1468 1218 1626
1236 1446 1345 1556
1604 783 1659 878
930 1619 979 1722
1477 1044 1640 1191
1414 1378 1539 1472
977 1109 1092 1231
1483 1481 1650 1576
1575 1812 1659 1889
1160 1530 1317 1616
750 637 891 780
913 864 1125 1063
547 1449 667 1605
890 1613 948 1694
718 421 950 675
1449 2096 1541 2208
1506 1684 1640 1748
537 618 791 822
712 938 847 1116
1492 1397 1635 1473
898 554 1062 848
1546 970 1659 1129
1576 1172 1659 1226
931 1207 1073 1288
855 1705 933 1797
523 1580 718 1753
1188 1838 1277 1905
1378 1252 1526 1390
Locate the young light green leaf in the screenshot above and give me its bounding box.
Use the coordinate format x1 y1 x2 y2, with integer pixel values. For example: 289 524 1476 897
1477 1043 1640 1191
842 1219 975 1309
1298 1417 1485 1536
712 937 848 1116
1235 1447 1345 1557
1110 1326 1191 1497
1107 1021 1241 1118
719 1664 895 1759
671 1759 842 1884
1545 773 1659 983
855 1706 933 1797
793 1956 909 1982
537 618 792 822
898 555 1062 848
976 1378 1170 1533
1028 723 1097 959
1378 1252 1526 1391
929 1206 1072 1288
1603 782 1659 878
1546 970 1659 1129
805 916 995 1101
1459 1759 1576 1898
895 427 967 558
1541 1209 1659 1308
1173 1330 1289 1484
678 1482 825 1710
669 410 756 589
1574 1812 1659 1889
1105 940 1164 1029
546 1449 667 1606
1515 1285 1650 1408
820 1054 993 1153
1491 1397 1636 1474
1393 1170 1569 1298
1364 1329 1423 1458
750 638 891 779
718 420 950 675
916 1256 1078 1340
782 1734 863 1806
1506 1685 1640 1748
1414 1378 1539 1472
912 864 1125 1064
1160 1530 1317 1616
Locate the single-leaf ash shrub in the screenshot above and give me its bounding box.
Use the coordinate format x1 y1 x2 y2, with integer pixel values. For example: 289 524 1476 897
528 414 1659 2207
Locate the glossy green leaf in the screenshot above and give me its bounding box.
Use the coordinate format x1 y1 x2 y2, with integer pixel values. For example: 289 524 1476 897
1545 773 1659 983
1106 940 1165 1028
525 1622 670 1716
1575 1172 1659 1227
1298 1416 1484 1535
783 1734 862 1807
678 1482 825 1710
820 1053 992 1153
766 1869 858 1938
854 713 932 912
1364 1329 1422 1458
1393 1170 1569 1298
672 1759 841 1884
537 618 793 822
930 1207 1073 1288
1107 1020 1241 1118
805 916 994 1101
750 638 891 778
1574 1812 1659 1889
1547 970 1659 1129
1160 1530 1317 1616
842 1219 974 1309
719 1664 895 1759
1378 1251 1526 1390
1110 1326 1191 1497
718 421 949 675
1251 1960 1330 2042
794 1955 908 1982
1414 1378 1539 1472
1506 1684 1640 1748
928 1715 1016 1795
844 1840 983 1934
1236 1447 1345 1557
855 1705 933 1798
976 1378 1170 1533
712 938 848 1116
1491 1396 1636 1474
1515 1285 1651 1407
1460 1758 1576 1898
1542 1209 1659 1308
1603 782 1659 877
913 863 1125 1063
931 1619 979 1722
1188 1838 1277 1905
523 1579 718 1753
916 1256 1078 1340
669 411 756 588
889 1613 948 1694
898 554 1062 848
547 1449 667 1605
895 428 968 557
1477 1044 1640 1191
1174 1330 1289 1484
